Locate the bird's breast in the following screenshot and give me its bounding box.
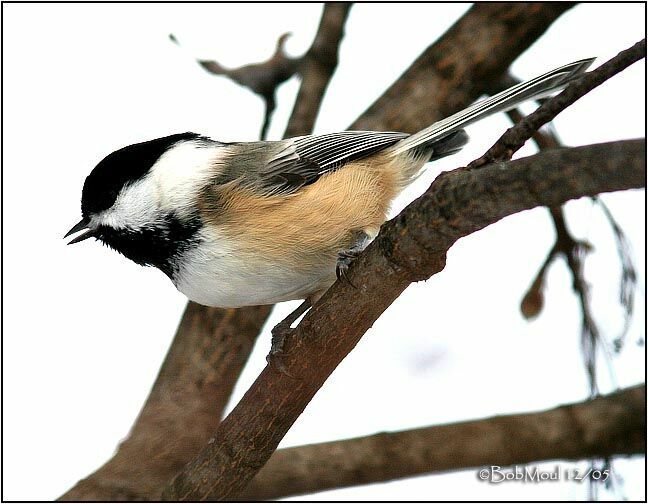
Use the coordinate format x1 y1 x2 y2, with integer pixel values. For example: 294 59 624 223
172 230 334 307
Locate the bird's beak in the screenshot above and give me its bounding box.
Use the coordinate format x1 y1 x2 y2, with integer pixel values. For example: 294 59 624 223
65 217 95 245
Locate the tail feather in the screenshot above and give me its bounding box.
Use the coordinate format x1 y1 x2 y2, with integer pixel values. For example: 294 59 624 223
389 58 595 157
427 130 469 162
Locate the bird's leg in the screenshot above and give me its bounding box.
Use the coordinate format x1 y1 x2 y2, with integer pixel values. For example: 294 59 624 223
267 298 312 374
336 231 371 285
270 298 311 351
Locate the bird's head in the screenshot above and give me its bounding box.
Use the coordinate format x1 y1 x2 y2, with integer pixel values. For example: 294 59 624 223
65 132 217 277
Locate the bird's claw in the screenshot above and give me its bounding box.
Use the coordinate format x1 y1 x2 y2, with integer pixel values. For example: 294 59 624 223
336 232 371 288
336 250 358 288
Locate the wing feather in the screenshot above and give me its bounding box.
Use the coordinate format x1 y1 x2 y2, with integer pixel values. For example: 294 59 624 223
254 131 408 193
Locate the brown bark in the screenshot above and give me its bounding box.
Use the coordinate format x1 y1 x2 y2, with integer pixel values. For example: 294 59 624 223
162 139 646 500
239 385 646 500
59 304 272 501
284 3 353 138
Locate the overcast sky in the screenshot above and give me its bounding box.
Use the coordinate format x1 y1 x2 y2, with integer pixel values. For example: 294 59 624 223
3 3 645 500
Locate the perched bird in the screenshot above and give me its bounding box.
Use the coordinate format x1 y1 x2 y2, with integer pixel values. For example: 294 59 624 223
66 59 593 335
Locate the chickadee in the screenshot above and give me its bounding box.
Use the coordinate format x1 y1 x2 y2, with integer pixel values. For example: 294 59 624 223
66 59 593 311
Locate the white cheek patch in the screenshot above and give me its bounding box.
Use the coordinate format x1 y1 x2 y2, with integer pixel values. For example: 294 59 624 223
149 141 228 219
93 177 162 230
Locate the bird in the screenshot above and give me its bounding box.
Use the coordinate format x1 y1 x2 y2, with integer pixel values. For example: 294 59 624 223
65 58 593 348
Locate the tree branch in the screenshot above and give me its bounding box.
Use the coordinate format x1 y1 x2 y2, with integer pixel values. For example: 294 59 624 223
284 3 352 138
238 385 645 500
59 304 272 501
162 140 646 500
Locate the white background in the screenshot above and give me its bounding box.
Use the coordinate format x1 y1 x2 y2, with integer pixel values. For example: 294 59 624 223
3 3 645 500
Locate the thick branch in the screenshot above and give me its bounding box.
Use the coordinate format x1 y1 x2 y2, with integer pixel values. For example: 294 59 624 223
59 304 272 501
162 140 646 500
239 385 645 500
284 3 352 137
350 3 576 131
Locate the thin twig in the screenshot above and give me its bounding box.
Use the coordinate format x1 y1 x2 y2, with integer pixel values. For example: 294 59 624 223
595 197 638 352
469 39 646 168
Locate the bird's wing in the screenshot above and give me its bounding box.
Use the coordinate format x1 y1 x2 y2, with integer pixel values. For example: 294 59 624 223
225 131 409 194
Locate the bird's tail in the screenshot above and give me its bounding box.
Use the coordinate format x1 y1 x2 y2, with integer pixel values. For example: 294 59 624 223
389 58 595 158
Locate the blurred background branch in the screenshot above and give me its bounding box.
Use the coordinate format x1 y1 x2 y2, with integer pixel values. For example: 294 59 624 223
350 2 576 131
170 31 299 140
170 3 352 140
59 304 272 501
284 3 352 137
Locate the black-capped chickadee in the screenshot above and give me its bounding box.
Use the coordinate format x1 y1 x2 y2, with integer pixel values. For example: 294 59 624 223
65 59 593 310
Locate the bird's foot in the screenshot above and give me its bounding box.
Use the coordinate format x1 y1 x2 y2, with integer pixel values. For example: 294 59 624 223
336 250 359 287
336 232 371 287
